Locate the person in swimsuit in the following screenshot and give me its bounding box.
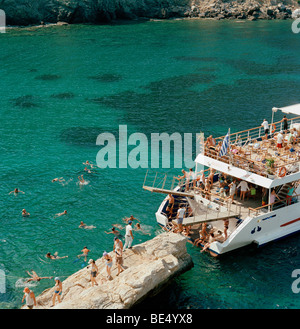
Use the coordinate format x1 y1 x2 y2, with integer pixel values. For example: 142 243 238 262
134 223 151 236
52 177 65 183
113 237 125 276
103 252 113 280
46 252 68 260
25 270 53 283
123 215 140 223
22 209 30 217
77 246 90 262
79 221 96 229
201 233 216 253
9 188 25 195
52 277 62 307
174 169 190 191
78 175 86 185
166 194 174 211
55 210 67 217
105 227 122 238
224 219 229 240
83 160 94 168
88 259 98 286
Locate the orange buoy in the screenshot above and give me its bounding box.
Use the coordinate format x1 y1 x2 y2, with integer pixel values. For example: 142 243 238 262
278 167 287 177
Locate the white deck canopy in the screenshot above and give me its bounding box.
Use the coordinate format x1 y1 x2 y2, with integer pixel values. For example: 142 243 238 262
272 104 300 116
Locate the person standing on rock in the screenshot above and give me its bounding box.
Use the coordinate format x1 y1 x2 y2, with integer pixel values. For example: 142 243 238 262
88 259 99 286
22 287 36 309
52 277 62 307
113 237 125 276
123 220 134 251
103 252 113 280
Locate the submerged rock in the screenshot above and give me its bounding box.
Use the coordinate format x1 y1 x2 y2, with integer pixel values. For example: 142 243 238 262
27 233 193 309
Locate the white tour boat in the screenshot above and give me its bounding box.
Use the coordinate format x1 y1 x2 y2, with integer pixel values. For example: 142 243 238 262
143 104 300 256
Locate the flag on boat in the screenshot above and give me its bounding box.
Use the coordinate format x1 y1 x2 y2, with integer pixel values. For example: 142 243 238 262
219 131 230 157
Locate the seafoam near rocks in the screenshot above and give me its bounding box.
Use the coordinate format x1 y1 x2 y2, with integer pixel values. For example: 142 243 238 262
27 232 193 309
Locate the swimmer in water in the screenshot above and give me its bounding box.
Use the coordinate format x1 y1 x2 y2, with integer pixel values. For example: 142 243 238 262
77 246 90 262
22 209 30 217
134 223 151 236
78 175 87 185
79 221 87 228
79 221 95 229
105 227 122 238
55 210 67 217
9 188 25 195
25 270 53 283
123 215 140 223
83 160 94 168
84 167 92 174
52 177 65 183
46 252 68 260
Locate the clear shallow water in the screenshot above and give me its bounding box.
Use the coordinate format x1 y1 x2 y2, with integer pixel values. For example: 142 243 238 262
1 19 300 309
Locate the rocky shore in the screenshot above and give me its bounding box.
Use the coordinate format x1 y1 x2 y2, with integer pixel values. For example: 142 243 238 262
2 0 300 27
24 233 193 309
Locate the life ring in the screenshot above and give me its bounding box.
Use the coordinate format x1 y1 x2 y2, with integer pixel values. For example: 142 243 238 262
278 167 287 177
271 123 276 134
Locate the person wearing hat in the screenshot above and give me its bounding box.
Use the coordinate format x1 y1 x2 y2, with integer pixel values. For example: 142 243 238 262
123 220 134 251
22 287 36 309
113 237 125 276
276 130 284 151
52 277 62 307
88 259 99 286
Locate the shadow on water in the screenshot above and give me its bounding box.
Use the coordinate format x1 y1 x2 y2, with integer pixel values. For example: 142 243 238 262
51 92 75 99
87 73 122 83
11 95 38 108
91 73 300 136
59 126 121 147
35 74 61 81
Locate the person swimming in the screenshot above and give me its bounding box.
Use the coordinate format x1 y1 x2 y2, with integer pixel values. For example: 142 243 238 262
55 210 67 217
78 175 88 185
46 252 68 260
52 177 65 183
83 161 94 168
9 188 25 195
22 209 30 217
134 223 151 236
79 221 96 229
25 270 53 283
77 246 90 262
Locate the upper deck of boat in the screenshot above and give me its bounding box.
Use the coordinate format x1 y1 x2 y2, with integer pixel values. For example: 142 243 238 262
195 115 300 188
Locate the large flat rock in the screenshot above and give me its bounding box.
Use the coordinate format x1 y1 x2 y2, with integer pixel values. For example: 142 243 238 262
28 232 193 309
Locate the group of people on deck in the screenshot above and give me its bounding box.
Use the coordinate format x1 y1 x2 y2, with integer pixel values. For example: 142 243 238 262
165 163 297 254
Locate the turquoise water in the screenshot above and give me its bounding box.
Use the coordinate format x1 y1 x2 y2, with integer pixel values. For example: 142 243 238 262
1 19 300 309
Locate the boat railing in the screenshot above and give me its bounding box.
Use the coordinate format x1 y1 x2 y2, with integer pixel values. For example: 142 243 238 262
215 115 300 143
248 193 300 217
143 168 211 192
204 116 300 177
191 189 243 220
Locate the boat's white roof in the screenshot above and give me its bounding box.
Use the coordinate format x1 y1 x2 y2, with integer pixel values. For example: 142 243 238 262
273 104 300 116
